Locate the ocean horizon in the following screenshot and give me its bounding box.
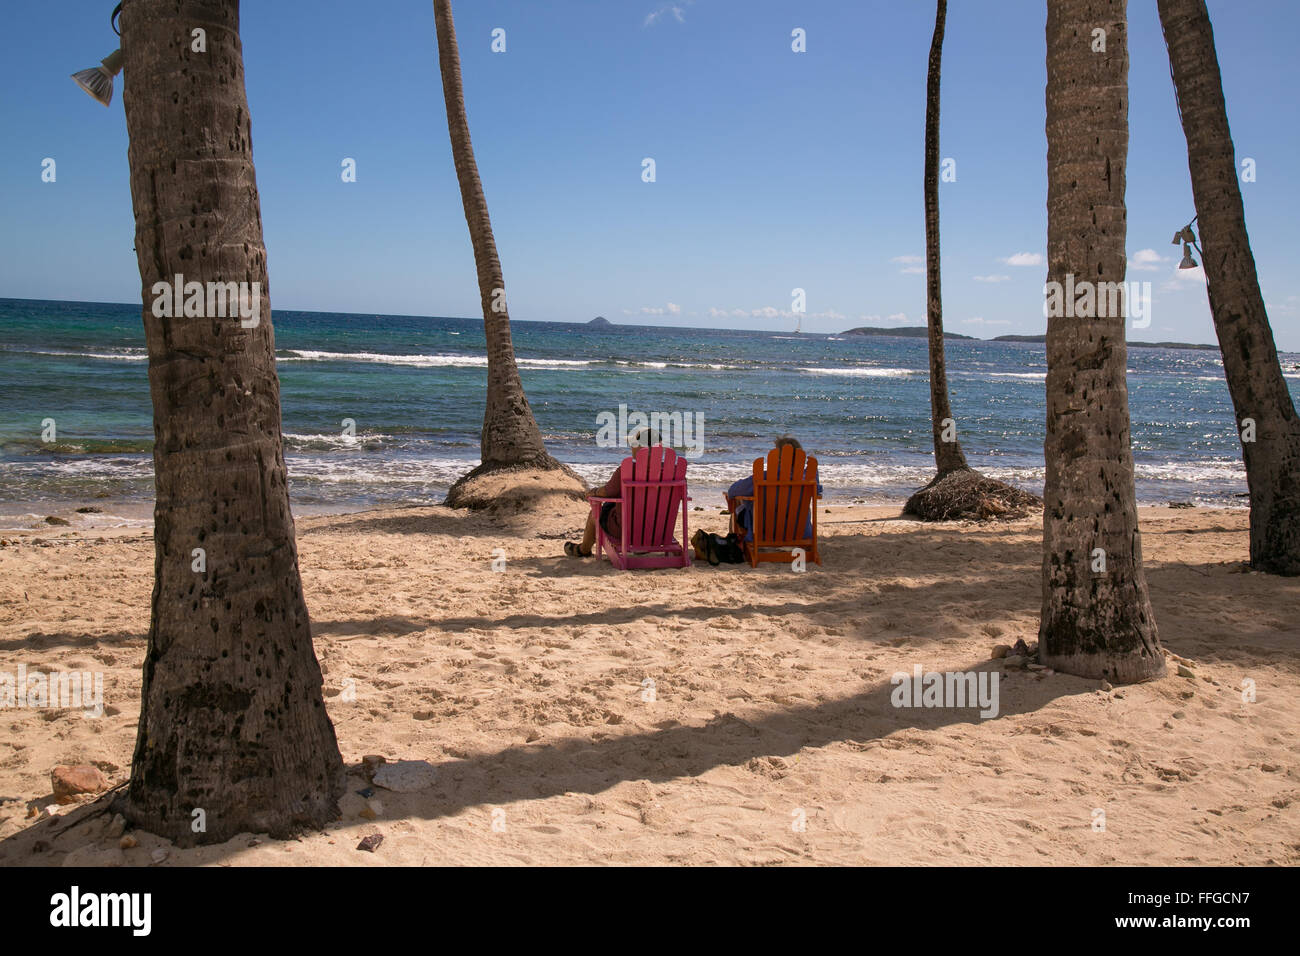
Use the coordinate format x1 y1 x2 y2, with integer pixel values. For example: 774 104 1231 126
2 296 1295 529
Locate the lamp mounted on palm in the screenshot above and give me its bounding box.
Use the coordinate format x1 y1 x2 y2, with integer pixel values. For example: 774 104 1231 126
1172 218 1201 271
70 3 123 106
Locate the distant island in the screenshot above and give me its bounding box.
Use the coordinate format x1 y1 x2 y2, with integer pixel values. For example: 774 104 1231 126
588 316 611 326
991 334 1218 350
838 327 1217 349
842 326 975 340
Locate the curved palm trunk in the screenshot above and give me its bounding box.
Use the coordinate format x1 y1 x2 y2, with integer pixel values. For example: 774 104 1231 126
119 0 343 843
904 2 1040 522
1158 0 1300 575
433 0 557 474
1040 0 1164 683
924 0 969 476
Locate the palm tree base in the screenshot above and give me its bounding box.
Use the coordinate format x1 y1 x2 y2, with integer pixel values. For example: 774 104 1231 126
903 468 1041 521
1039 648 1168 684
113 773 344 847
445 459 588 513
1249 477 1300 575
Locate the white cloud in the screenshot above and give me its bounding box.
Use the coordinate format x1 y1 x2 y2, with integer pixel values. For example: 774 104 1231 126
973 274 1011 283
1159 265 1206 293
891 255 923 264
886 312 908 323
644 2 690 26
706 305 849 321
900 266 924 275
1129 248 1168 271
1001 252 1045 267
628 302 683 316
962 316 1011 327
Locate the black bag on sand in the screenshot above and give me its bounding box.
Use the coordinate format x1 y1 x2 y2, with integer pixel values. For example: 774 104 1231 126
692 530 745 566
715 533 746 563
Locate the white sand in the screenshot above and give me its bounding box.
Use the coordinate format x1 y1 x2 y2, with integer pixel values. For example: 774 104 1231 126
0 501 1296 866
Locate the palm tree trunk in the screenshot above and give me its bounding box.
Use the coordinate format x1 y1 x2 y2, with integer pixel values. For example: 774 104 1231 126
1040 0 1164 683
1158 0 1300 575
924 0 969 476
119 0 343 844
903 1 1041 522
433 0 558 474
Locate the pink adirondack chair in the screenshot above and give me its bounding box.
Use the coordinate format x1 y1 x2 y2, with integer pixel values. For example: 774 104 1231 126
588 446 691 570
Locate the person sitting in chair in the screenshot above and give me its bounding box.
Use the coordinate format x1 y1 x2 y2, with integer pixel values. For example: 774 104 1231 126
726 434 822 542
564 427 658 558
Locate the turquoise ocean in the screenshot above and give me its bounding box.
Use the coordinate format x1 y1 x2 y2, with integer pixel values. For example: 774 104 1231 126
2 297 1296 527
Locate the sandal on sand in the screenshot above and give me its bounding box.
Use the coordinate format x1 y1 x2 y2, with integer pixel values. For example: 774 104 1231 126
691 529 708 562
564 541 591 558
691 529 720 566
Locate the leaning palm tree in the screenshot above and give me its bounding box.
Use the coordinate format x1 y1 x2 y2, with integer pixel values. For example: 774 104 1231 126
1039 0 1164 682
118 0 343 843
904 0 1039 521
1158 0 1300 575
433 0 579 508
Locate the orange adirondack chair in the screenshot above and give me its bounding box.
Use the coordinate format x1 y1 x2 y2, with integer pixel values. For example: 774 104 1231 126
725 446 821 567
588 445 691 570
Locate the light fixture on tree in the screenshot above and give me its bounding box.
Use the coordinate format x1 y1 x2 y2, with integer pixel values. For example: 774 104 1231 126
1171 217 1202 270
71 3 123 107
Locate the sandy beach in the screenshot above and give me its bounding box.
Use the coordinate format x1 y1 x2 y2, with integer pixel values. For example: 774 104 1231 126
1 498 1296 866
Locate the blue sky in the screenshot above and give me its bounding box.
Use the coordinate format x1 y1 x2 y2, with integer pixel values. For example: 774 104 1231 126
2 0 1298 347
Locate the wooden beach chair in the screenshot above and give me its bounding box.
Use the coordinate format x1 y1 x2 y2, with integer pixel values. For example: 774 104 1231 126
588 445 691 570
725 446 821 567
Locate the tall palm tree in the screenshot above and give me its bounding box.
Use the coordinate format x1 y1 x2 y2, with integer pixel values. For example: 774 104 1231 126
923 0 969 478
1158 0 1300 576
118 0 343 843
1039 0 1164 682
904 0 1038 521
433 0 572 507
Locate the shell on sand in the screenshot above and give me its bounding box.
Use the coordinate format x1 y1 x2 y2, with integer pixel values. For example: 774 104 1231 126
372 760 438 793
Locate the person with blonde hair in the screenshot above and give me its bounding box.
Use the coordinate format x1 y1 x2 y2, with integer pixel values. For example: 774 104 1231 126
726 434 821 542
